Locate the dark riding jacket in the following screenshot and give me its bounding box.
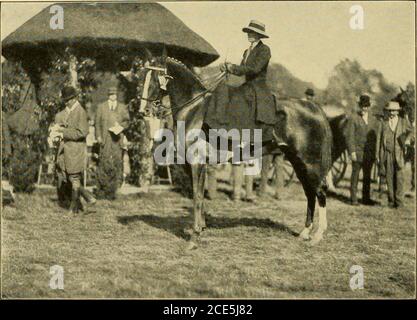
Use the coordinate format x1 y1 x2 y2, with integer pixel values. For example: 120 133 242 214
229 41 276 124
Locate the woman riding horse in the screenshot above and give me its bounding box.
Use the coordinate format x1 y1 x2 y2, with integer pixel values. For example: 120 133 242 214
129 41 332 248
220 20 276 125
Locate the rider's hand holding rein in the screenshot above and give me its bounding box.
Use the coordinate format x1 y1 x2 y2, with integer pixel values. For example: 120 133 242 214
220 62 233 73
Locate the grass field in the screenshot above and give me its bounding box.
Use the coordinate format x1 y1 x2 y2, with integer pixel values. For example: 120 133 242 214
1 165 415 299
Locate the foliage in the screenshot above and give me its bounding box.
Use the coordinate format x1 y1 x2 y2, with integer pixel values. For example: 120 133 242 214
96 154 122 200
170 164 193 198
322 58 397 114
122 57 155 187
404 82 415 123
1 60 31 114
9 136 40 193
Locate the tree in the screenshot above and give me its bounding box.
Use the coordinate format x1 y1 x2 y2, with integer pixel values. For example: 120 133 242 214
322 58 397 115
404 82 415 123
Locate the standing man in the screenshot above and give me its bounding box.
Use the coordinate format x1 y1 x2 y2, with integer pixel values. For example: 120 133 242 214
346 94 379 206
54 86 95 213
231 162 255 202
258 153 284 200
376 101 413 208
95 87 130 190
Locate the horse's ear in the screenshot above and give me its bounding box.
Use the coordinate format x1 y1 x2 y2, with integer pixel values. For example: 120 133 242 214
143 47 153 62
400 87 405 93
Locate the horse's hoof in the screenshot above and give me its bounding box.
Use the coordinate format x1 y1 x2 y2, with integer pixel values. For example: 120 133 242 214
298 227 312 240
310 233 323 245
186 241 198 250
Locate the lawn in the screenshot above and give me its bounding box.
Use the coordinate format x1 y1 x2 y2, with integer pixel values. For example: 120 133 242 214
1 165 415 298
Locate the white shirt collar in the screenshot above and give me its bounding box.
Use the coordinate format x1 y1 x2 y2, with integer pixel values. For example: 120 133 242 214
361 112 368 124
66 100 79 113
108 100 117 109
250 40 260 49
389 116 399 130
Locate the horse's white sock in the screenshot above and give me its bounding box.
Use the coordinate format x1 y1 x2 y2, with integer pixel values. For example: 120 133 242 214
317 205 327 234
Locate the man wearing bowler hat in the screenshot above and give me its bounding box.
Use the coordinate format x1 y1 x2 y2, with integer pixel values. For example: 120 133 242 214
346 94 379 206
376 101 413 208
53 86 95 213
95 86 130 192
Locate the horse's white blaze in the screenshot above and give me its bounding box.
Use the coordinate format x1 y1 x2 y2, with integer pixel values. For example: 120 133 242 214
139 70 153 113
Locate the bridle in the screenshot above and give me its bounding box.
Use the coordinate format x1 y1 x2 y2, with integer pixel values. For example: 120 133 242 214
138 64 226 119
137 65 171 116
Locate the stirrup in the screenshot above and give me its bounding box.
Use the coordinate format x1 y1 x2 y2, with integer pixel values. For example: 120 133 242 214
272 129 288 148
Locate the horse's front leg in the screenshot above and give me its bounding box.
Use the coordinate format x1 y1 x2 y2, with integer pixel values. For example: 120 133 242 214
299 190 315 240
310 185 327 245
188 163 207 249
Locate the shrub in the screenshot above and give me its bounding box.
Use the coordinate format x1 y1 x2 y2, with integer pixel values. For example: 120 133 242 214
170 164 193 198
9 136 41 193
95 153 122 200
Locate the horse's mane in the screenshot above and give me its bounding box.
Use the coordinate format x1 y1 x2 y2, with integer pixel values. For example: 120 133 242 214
159 56 206 92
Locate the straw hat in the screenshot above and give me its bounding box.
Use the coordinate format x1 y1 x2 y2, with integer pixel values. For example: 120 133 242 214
242 20 269 38
384 101 401 111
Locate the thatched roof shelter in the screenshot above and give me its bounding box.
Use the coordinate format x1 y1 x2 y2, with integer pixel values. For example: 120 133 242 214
2 2 219 67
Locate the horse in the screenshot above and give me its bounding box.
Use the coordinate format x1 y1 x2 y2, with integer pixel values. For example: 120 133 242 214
128 50 332 248
393 88 415 191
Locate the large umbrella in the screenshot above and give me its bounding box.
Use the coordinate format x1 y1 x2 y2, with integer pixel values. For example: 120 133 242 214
2 2 219 67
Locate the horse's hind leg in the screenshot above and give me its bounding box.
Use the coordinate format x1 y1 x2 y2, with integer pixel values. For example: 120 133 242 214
311 184 328 245
299 190 315 240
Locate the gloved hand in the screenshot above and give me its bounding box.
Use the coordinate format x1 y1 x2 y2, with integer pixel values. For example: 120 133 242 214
350 152 357 162
220 63 227 72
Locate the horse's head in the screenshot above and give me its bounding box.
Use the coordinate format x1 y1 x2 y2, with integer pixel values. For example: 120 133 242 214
392 87 413 121
134 48 207 117
133 48 172 115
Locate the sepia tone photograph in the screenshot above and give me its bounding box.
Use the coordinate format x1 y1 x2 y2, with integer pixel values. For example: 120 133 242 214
1 0 416 301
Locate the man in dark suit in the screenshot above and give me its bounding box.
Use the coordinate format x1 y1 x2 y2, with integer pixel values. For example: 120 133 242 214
376 101 413 208
95 87 130 190
221 20 276 125
53 86 95 213
346 94 379 205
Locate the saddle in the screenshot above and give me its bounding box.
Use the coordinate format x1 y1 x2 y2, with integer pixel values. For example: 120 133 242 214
204 80 281 143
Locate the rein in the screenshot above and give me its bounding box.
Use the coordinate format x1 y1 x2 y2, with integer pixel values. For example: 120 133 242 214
159 71 226 118
139 66 226 119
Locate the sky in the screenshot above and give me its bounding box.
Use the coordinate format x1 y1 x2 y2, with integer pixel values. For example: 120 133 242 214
1 1 415 89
